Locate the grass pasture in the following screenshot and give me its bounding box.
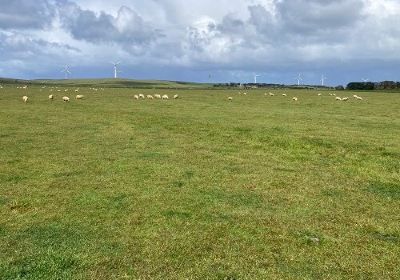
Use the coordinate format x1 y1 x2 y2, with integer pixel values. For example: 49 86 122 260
0 85 399 279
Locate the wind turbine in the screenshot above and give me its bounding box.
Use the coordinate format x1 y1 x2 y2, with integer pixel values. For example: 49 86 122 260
61 65 71 79
321 74 327 86
295 73 303 86
111 62 121 79
254 74 261 84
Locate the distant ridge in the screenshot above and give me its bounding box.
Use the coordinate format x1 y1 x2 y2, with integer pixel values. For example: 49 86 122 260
0 77 211 89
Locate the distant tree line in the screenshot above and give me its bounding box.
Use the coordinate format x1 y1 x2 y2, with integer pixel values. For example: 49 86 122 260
346 81 400 90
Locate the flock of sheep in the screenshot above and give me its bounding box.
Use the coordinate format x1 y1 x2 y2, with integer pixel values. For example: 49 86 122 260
22 93 84 103
227 91 364 102
16 85 365 104
134 94 179 100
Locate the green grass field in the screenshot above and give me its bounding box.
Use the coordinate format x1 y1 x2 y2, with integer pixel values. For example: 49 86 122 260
0 85 399 279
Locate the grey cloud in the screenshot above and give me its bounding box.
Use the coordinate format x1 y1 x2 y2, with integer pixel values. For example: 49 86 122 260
0 0 55 30
276 0 365 33
0 31 79 60
58 2 163 50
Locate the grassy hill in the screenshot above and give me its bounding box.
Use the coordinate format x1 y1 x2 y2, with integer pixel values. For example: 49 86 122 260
1 86 399 279
0 77 211 89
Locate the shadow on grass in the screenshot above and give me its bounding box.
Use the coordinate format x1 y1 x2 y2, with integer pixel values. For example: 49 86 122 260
365 181 400 200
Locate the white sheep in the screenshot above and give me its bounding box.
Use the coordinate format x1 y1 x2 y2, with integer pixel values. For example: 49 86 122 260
282 93 287 97
243 92 247 96
318 93 322 96
335 97 342 101
342 97 349 101
76 95 84 100
147 95 154 99
228 97 233 101
134 95 139 100
63 96 70 102
139 94 145 99
292 97 298 101
49 95 54 100
174 94 179 99
269 92 275 96
356 96 363 100
155 94 162 99
75 89 79 92
162 95 169 100
22 96 28 103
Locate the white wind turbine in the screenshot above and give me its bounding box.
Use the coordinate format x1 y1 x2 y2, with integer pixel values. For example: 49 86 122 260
111 62 121 79
321 74 327 86
295 73 303 86
254 74 261 84
62 65 71 79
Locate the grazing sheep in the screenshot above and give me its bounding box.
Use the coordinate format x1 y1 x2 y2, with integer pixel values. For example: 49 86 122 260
318 93 322 96
228 97 233 101
162 95 169 100
269 92 275 96
174 94 179 99
342 97 349 101
336 97 342 101
76 95 84 99
147 95 154 99
292 97 298 101
353 95 358 98
282 93 287 97
134 95 139 100
243 92 247 96
75 89 79 92
139 94 145 99
356 96 363 100
155 94 162 99
63 96 70 102
49 95 54 100
22 96 28 103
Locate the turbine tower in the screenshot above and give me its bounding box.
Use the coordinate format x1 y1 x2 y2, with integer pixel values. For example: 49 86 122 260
321 74 327 86
295 73 303 86
112 62 121 79
62 65 71 79
254 74 260 84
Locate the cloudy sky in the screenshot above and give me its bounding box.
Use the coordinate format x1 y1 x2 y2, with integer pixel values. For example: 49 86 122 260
1 0 399 85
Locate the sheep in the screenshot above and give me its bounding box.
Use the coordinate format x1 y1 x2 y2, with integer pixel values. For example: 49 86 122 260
139 94 145 99
49 94 54 100
336 97 342 101
134 95 139 100
356 96 363 100
282 93 287 97
75 89 79 92
162 94 169 100
318 93 322 96
76 95 84 100
155 94 162 99
342 97 349 101
173 94 179 99
292 97 298 101
147 95 154 99
228 97 233 101
269 92 275 96
243 92 247 96
22 96 28 103
63 96 70 102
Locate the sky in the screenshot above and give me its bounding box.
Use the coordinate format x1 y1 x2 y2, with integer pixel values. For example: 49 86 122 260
0 0 400 85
